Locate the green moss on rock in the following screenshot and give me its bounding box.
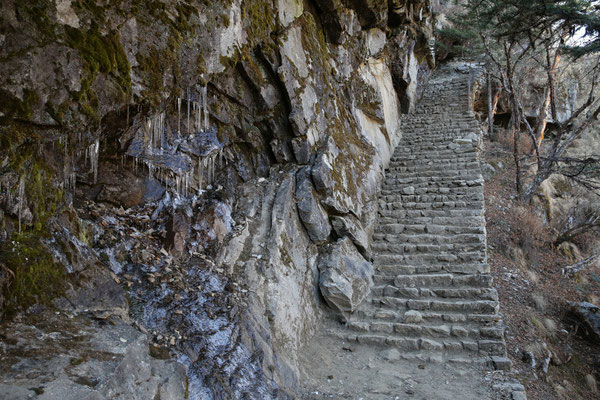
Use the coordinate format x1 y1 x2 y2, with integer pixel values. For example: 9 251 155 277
0 232 66 314
0 89 40 124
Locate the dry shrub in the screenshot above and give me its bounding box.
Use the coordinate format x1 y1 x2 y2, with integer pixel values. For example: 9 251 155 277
506 204 550 253
572 230 599 254
497 129 534 154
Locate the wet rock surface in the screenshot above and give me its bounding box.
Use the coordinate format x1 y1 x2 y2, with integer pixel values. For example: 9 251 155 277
0 0 441 398
0 311 187 400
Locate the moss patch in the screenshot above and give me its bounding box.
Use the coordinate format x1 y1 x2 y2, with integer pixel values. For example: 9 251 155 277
0 89 40 124
0 123 65 231
242 0 277 47
64 25 131 122
0 233 66 314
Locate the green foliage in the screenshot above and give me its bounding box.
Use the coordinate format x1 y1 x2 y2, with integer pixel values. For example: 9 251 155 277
451 0 600 57
64 25 131 124
242 0 277 46
435 25 482 58
0 89 39 124
0 232 66 314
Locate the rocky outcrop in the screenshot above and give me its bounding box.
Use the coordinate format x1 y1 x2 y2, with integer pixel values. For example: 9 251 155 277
568 302 600 343
0 0 440 398
0 312 187 400
319 237 374 317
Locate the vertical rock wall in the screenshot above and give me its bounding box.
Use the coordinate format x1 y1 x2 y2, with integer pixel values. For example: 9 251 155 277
0 0 439 397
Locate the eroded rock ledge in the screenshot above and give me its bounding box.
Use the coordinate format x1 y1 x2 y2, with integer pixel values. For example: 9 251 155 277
0 0 440 398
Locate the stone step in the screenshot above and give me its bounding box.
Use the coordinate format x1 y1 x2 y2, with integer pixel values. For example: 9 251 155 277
383 174 482 185
379 199 484 209
380 186 483 195
385 166 482 177
387 165 481 175
384 173 483 181
328 332 506 356
373 296 499 314
402 123 480 131
371 285 498 301
374 263 490 275
371 242 486 255
393 143 478 153
377 209 484 219
390 155 478 165
392 151 478 160
381 180 483 191
376 215 485 227
374 223 485 235
378 201 484 212
373 232 485 243
346 320 504 341
373 251 486 265
374 273 493 288
355 305 501 325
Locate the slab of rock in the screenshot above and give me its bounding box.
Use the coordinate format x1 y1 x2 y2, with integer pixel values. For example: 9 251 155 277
567 301 600 343
403 310 423 323
331 215 370 256
296 168 331 243
166 210 191 255
318 237 374 316
0 312 187 400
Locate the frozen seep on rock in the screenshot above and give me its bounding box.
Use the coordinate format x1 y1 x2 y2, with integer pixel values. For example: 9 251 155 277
0 0 444 398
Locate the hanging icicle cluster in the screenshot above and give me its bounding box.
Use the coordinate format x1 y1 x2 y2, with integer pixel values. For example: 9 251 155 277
145 112 166 153
177 85 210 136
125 83 232 198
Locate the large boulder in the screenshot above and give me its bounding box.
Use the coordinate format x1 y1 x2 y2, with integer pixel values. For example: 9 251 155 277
318 237 374 316
567 302 600 343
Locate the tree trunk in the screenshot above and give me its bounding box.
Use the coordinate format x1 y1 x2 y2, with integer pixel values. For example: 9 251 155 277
513 126 522 197
487 69 494 138
535 50 561 148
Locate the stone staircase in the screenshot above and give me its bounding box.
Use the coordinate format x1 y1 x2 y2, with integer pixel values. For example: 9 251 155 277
331 65 509 366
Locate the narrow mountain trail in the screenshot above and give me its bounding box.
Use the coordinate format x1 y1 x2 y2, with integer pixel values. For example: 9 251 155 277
300 63 526 400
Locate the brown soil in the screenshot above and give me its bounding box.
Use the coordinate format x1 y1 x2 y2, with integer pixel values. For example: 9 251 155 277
483 137 600 400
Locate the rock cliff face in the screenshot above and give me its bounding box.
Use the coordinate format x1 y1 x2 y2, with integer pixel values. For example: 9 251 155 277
0 0 440 398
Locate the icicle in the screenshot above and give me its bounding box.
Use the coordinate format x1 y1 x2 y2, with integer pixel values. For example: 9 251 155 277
145 118 152 152
89 139 100 184
177 94 182 134
186 171 191 197
158 112 164 150
202 85 208 131
419 7 423 21
198 156 204 191
187 88 191 134
209 153 216 185
17 175 25 233
193 101 198 134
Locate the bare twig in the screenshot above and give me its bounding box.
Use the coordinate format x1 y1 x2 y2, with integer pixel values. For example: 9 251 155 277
562 253 600 277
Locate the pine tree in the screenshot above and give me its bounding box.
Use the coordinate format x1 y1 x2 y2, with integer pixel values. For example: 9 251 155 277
438 0 600 201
